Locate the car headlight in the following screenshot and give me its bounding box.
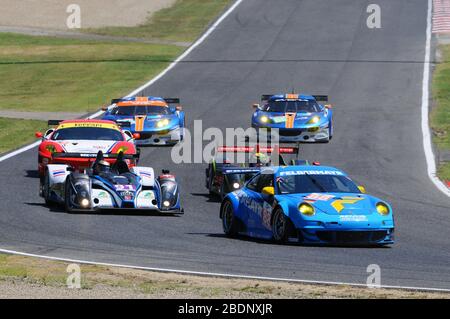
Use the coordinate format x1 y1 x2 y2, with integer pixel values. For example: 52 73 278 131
299 203 315 216
79 198 90 208
233 182 240 189
163 200 171 207
157 119 169 128
307 116 320 124
259 115 269 124
376 202 390 215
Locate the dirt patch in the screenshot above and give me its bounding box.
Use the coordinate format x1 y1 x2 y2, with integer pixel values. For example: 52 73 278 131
0 0 177 29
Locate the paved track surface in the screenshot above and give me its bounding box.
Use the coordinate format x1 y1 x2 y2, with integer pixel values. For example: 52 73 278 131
1 0 449 289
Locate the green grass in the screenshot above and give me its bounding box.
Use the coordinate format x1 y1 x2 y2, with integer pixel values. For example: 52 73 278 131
0 118 47 154
437 162 450 181
432 44 450 181
0 34 182 113
83 0 233 43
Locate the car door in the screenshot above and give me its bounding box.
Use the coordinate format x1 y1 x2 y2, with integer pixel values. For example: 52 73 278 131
245 173 274 235
240 174 261 234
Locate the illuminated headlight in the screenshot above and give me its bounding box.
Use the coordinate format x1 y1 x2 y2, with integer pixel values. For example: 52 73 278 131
307 126 320 132
376 202 390 215
79 198 90 208
233 182 240 189
307 116 320 124
259 115 269 124
298 203 315 216
163 200 171 207
157 119 170 128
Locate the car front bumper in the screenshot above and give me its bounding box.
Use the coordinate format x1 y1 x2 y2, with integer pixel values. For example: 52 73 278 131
135 127 182 145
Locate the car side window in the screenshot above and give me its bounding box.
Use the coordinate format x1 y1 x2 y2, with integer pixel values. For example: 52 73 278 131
246 174 260 191
256 174 274 193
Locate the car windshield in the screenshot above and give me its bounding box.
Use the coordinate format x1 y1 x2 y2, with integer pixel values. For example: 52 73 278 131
52 127 124 141
112 106 169 116
263 100 320 113
277 174 361 194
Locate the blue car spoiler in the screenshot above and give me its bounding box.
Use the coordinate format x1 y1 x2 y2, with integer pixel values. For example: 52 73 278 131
261 94 328 102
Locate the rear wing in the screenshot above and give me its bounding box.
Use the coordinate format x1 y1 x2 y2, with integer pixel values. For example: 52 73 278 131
261 94 328 102
111 97 180 105
52 152 139 159
48 120 62 126
217 145 298 154
222 167 261 175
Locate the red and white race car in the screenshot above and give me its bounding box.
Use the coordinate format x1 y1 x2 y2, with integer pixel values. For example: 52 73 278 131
36 119 140 178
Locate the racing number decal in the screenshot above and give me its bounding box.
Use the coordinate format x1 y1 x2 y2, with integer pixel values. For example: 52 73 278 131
331 197 363 213
285 113 296 128
135 116 145 132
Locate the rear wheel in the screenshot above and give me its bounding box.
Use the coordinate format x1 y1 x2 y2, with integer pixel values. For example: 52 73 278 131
221 200 238 237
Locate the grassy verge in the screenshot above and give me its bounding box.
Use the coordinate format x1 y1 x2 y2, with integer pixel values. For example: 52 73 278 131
0 253 448 299
0 33 182 113
432 44 450 181
0 118 47 154
83 0 233 43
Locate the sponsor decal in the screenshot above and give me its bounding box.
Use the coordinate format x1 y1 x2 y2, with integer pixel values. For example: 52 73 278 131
53 170 66 177
331 197 364 213
272 116 285 124
280 170 344 176
285 112 296 128
98 191 108 199
304 193 335 201
115 184 136 191
140 172 152 178
339 215 368 222
58 123 119 130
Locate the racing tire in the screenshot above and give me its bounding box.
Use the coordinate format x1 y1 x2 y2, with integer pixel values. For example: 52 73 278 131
271 207 294 243
221 200 239 237
43 171 53 206
64 180 75 213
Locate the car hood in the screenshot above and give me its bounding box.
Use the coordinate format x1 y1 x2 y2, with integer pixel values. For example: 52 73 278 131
253 111 326 128
57 140 119 154
104 114 179 131
279 192 378 215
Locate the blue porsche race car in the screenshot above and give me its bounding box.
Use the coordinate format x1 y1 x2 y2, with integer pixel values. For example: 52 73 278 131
220 165 394 245
102 96 185 146
251 94 333 143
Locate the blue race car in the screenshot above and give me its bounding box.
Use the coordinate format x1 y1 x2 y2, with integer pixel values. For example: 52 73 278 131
220 165 394 245
251 94 333 143
102 96 185 146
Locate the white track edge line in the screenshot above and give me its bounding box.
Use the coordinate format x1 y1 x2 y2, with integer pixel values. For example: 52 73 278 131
422 0 450 196
0 0 244 162
0 248 449 293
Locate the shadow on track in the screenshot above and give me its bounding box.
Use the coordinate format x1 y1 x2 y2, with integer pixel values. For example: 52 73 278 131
186 232 390 249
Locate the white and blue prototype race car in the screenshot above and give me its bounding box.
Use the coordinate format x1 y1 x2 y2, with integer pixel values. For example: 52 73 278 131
41 151 183 214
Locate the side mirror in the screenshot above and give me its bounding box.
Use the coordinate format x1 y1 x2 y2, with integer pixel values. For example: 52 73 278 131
133 133 141 139
358 185 366 193
252 103 260 109
101 105 109 111
35 132 43 138
262 186 275 196
175 105 183 111
324 104 334 109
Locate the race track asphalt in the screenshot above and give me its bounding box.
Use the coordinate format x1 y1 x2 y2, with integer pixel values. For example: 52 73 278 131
1 0 449 289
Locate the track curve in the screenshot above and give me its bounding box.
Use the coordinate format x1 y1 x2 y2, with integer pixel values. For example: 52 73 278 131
1 0 450 289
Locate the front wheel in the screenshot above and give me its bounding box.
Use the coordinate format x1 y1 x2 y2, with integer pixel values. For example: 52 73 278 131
64 180 75 213
271 208 293 243
221 200 238 237
42 172 53 206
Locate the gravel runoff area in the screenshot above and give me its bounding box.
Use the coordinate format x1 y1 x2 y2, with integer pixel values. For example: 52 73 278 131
0 0 177 29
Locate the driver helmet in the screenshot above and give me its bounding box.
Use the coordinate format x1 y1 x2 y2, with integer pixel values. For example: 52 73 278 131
95 160 111 174
249 152 270 167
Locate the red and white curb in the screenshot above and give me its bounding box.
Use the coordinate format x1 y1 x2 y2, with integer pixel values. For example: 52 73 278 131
433 0 450 33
